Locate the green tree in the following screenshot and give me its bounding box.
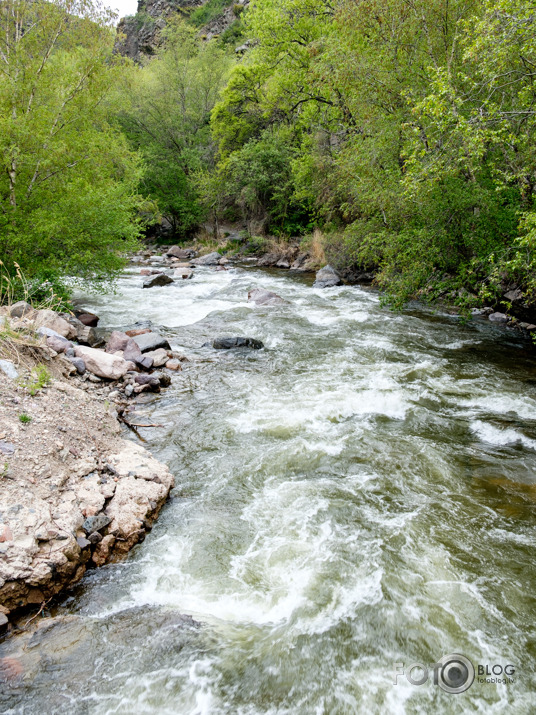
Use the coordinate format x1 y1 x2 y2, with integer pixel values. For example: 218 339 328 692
118 20 234 239
0 0 143 288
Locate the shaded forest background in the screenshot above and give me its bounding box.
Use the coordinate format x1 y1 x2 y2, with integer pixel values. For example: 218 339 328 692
2 0 536 314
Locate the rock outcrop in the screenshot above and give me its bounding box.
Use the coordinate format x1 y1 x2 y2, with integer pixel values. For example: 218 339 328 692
115 0 250 63
0 374 174 617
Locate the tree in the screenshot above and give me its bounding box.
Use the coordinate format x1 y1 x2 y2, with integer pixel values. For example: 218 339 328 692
0 0 143 288
117 20 234 239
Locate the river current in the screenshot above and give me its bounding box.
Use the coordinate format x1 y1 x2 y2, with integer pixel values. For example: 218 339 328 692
4 263 536 713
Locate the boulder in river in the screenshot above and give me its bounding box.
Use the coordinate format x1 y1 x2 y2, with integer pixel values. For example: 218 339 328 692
248 289 287 306
132 331 171 353
166 359 182 371
489 312 509 324
174 268 194 280
213 337 264 350
191 252 221 266
74 346 129 380
313 265 343 288
142 274 173 289
165 246 197 260
74 311 99 327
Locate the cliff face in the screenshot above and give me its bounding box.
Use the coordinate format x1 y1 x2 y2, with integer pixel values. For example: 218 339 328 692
115 0 248 62
116 0 204 61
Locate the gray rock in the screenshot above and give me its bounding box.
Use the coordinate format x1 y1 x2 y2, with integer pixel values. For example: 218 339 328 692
134 375 161 390
248 289 287 306
37 326 65 340
142 273 174 289
88 531 103 544
83 514 111 534
124 384 134 397
137 355 154 370
0 441 15 455
489 312 509 323
144 348 169 367
313 265 343 288
132 332 171 353
10 300 33 318
46 335 72 354
191 252 221 266
74 346 128 380
0 359 18 379
76 536 91 549
67 357 86 375
65 348 75 358
213 337 264 350
174 268 194 280
165 246 197 260
504 289 523 303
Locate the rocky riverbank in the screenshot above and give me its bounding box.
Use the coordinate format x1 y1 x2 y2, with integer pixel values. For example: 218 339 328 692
0 304 180 632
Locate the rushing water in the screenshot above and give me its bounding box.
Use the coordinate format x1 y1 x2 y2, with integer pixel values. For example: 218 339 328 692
3 263 536 714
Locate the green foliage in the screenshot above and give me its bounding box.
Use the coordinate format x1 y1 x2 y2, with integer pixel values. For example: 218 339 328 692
0 0 143 291
117 20 234 237
204 0 536 309
19 365 51 396
189 0 233 28
18 413 32 424
208 128 313 234
220 19 245 46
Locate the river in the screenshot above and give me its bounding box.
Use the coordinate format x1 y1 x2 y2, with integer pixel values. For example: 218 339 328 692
3 262 536 714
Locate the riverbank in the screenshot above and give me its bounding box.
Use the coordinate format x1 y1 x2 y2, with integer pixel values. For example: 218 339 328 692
0 305 177 632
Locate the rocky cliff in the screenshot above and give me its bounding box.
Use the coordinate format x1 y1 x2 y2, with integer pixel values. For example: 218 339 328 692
116 0 249 62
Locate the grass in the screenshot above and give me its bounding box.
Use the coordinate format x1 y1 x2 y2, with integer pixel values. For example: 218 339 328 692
18 365 51 396
300 229 326 268
0 260 64 368
18 413 32 424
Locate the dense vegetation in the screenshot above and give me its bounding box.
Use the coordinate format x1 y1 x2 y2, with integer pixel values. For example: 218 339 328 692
3 0 536 313
0 0 142 297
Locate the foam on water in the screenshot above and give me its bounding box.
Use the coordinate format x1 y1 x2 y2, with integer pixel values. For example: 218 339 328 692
8 263 536 715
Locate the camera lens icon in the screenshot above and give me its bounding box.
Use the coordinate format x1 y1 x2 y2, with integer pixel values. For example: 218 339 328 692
437 654 475 694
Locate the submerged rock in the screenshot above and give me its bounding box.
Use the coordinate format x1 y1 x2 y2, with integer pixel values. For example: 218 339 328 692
213 337 264 350
313 265 343 288
248 289 287 306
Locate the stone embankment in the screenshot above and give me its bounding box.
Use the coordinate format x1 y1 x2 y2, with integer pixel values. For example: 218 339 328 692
0 291 186 630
